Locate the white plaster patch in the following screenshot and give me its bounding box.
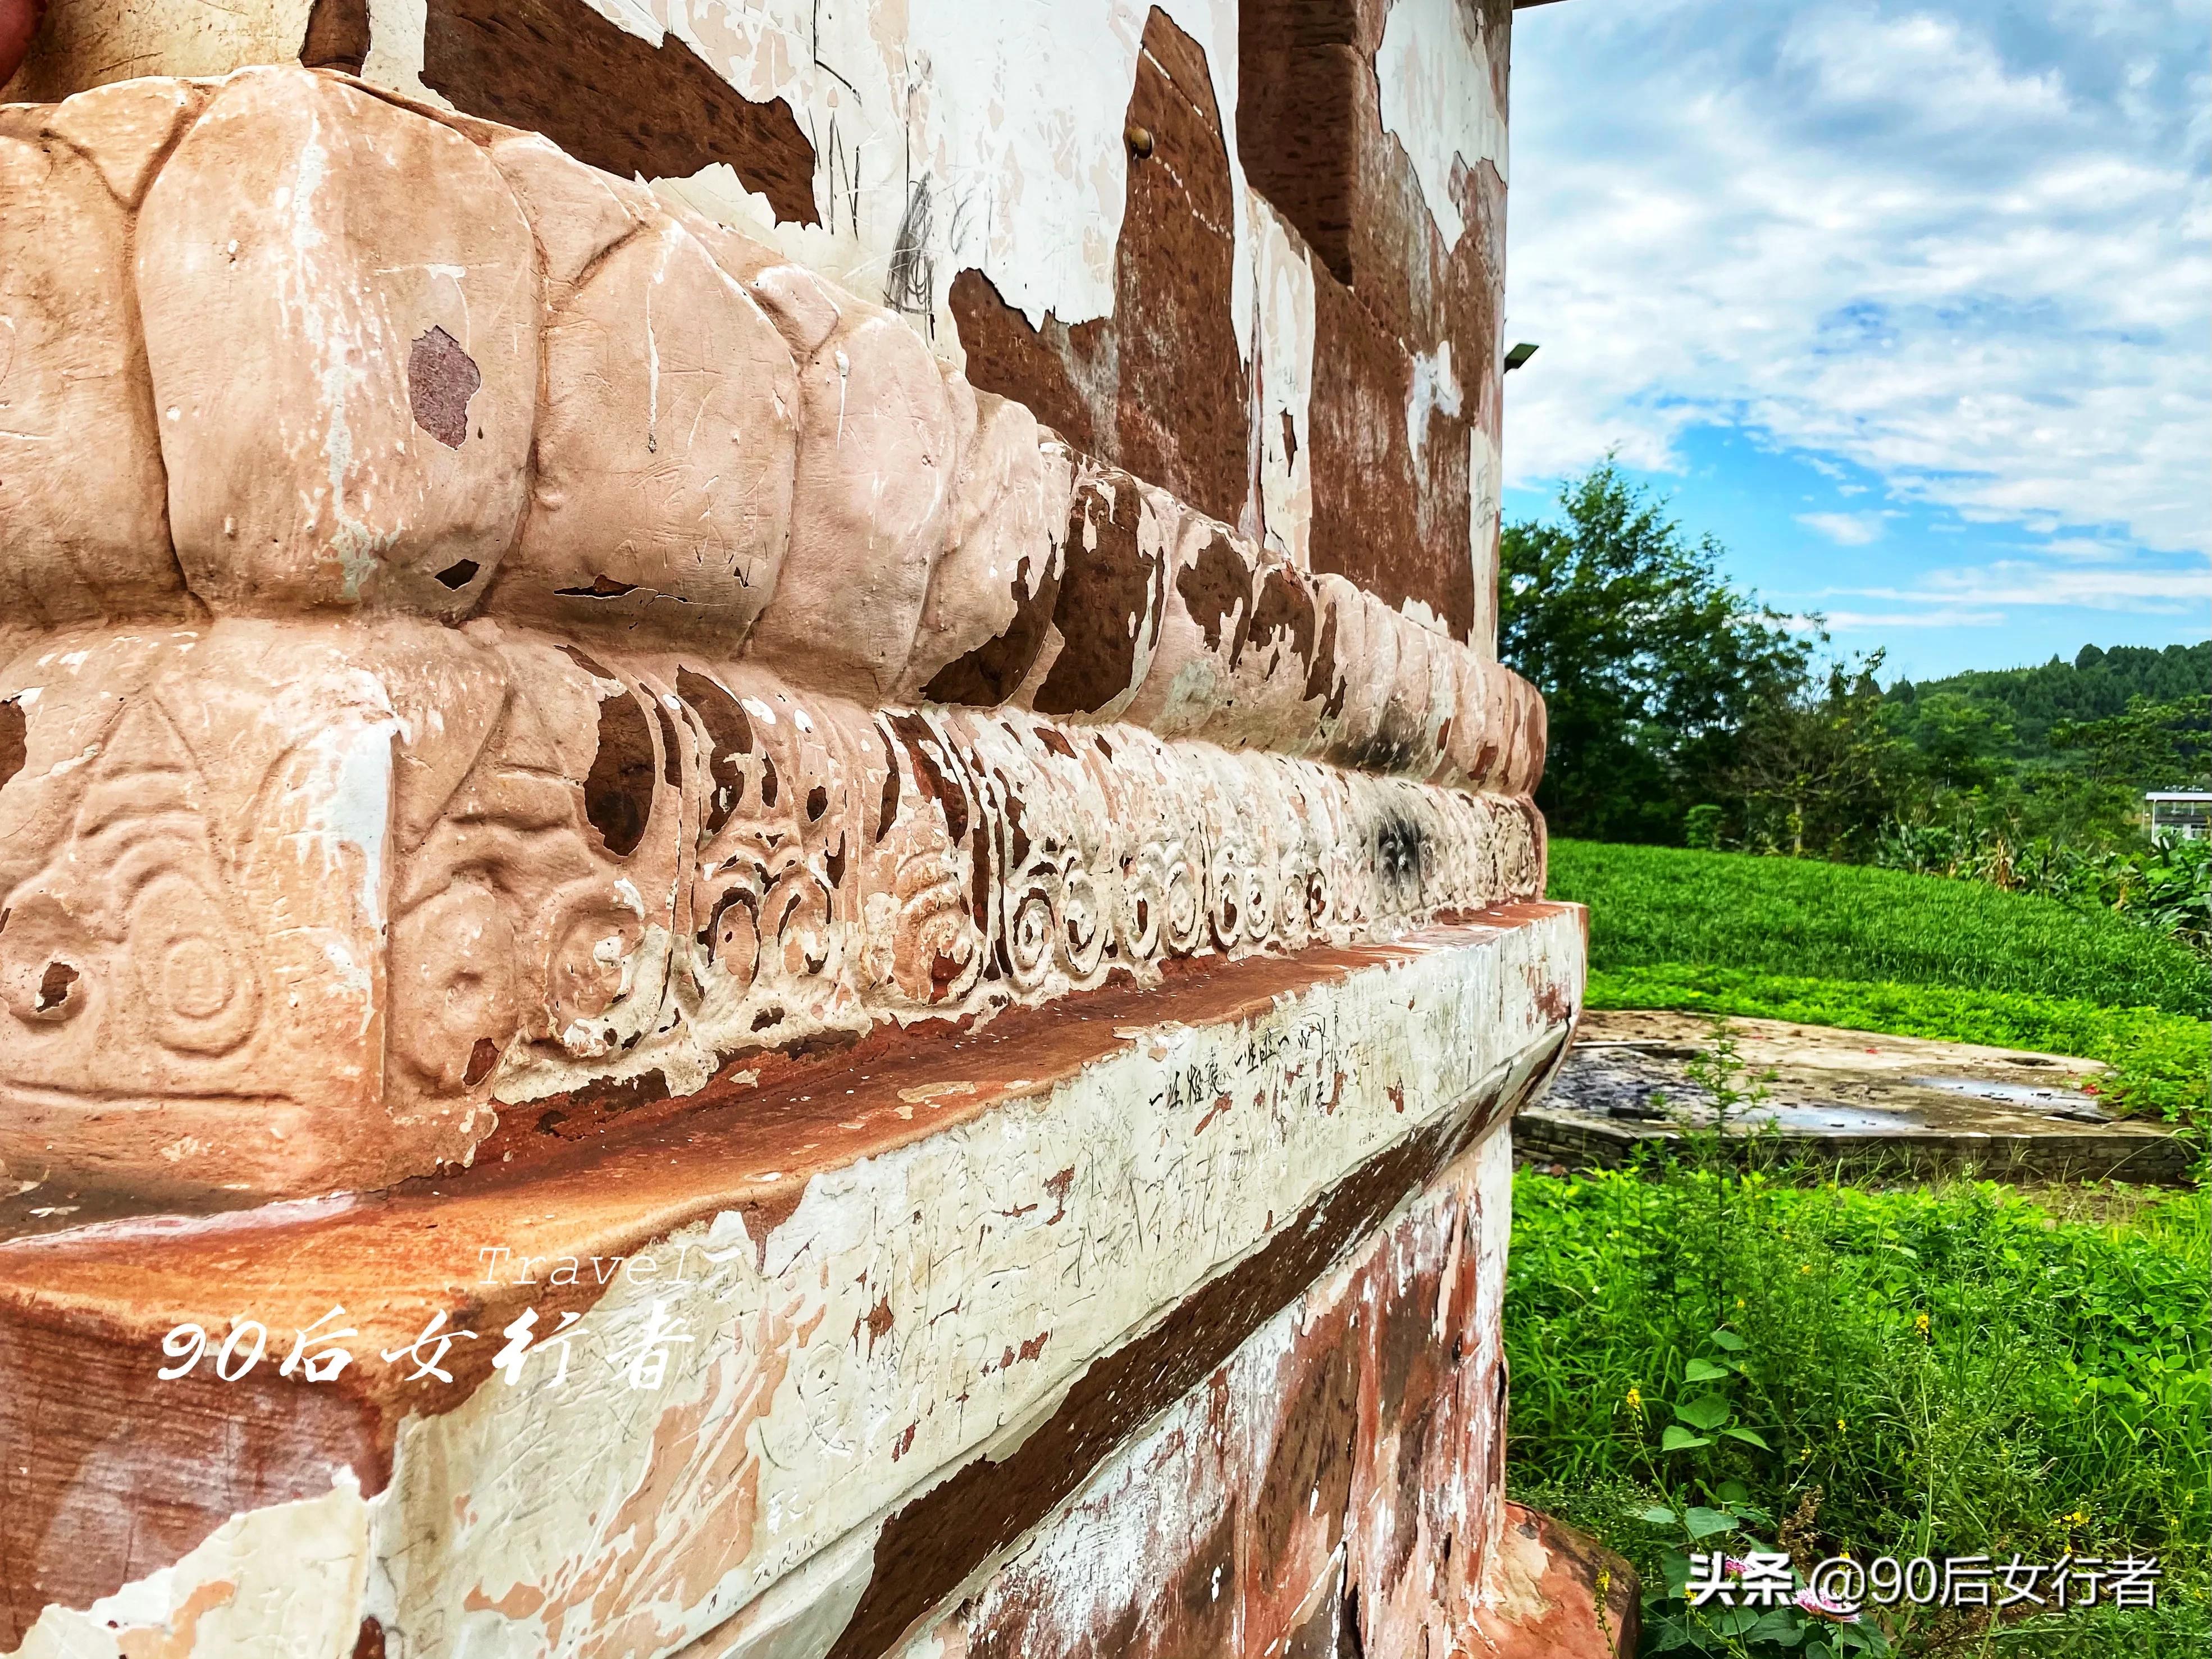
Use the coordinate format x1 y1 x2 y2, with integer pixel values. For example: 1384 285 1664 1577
1375 0 1508 251
8 1471 371 1659
1407 340 1463 478
1250 192 1316 569
362 0 457 110
891 1128 1517 1657
366 0 1258 364
1467 423 1503 658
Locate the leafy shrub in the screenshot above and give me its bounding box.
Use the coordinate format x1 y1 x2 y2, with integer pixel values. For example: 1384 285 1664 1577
1507 1146 2210 1653
1877 816 2212 956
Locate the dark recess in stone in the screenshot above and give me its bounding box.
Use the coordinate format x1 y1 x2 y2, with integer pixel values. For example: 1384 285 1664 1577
299 0 370 74
434 559 480 590
577 683 655 858
554 574 643 598
463 1037 500 1087
677 667 752 835
0 698 25 792
420 0 820 226
1373 810 1429 904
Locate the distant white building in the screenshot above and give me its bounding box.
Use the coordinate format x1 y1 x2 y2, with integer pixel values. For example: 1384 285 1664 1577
2146 791 2212 841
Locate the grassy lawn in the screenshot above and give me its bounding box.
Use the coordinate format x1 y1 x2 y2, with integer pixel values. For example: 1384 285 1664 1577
1548 839 2208 1018
1514 842 2211 1655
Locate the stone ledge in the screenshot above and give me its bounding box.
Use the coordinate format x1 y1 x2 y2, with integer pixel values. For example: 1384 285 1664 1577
1 904 1584 1654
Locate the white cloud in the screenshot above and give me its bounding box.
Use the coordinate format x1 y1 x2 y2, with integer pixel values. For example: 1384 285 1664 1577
1503 0 2212 556
1797 511 1886 545
1828 557 2212 611
1822 608 2009 630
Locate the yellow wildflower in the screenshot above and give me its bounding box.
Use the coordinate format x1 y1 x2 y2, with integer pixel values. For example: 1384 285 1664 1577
1625 1386 1644 1412
1914 1312 1931 1337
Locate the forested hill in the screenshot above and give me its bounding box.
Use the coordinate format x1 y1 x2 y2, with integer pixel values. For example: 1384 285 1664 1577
1887 641 2210 754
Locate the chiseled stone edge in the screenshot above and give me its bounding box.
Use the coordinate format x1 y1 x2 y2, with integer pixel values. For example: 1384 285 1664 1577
3 910 1582 1657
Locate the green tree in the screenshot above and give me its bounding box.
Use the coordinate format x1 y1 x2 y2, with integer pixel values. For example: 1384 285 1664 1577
2051 694 2211 790
1729 657 1907 858
1499 462 1810 843
1894 690 2014 793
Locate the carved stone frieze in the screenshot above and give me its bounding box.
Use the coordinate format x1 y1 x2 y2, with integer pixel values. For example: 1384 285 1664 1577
0 619 1541 1200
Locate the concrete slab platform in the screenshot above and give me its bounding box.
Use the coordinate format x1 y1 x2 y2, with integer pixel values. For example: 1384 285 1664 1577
1519 1010 2190 1186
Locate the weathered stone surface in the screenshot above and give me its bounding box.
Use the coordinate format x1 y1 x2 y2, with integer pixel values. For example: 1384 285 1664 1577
0 619 1545 1202
0 127 181 644
896 395 1065 701
419 0 820 226
3 67 1531 767
0 621 496 1199
39 72 200 204
1025 464 1171 720
1522 1009 2187 1185
480 127 648 302
0 907 1582 1652
951 9 1254 537
1 0 304 102
1235 0 1512 646
885 1131 1521 1659
493 212 799 641
0 0 38 89
2 22 1567 1655
136 70 536 614
1474 1503 1643 1658
742 312 973 703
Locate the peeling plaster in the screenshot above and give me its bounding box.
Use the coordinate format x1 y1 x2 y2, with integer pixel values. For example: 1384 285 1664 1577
10 1473 372 1659
1374 0 1509 252
372 0 1256 365
363 918 1575 1654
896 1129 1519 1659
1250 192 1315 570
362 0 455 111
0 913 1575 1655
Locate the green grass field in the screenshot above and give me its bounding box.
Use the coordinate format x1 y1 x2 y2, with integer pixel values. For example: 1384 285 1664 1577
1546 840 2210 1120
1514 841 2210 1655
1548 838 2208 1019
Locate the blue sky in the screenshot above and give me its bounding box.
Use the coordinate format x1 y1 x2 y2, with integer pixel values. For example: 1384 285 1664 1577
1500 0 2210 683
